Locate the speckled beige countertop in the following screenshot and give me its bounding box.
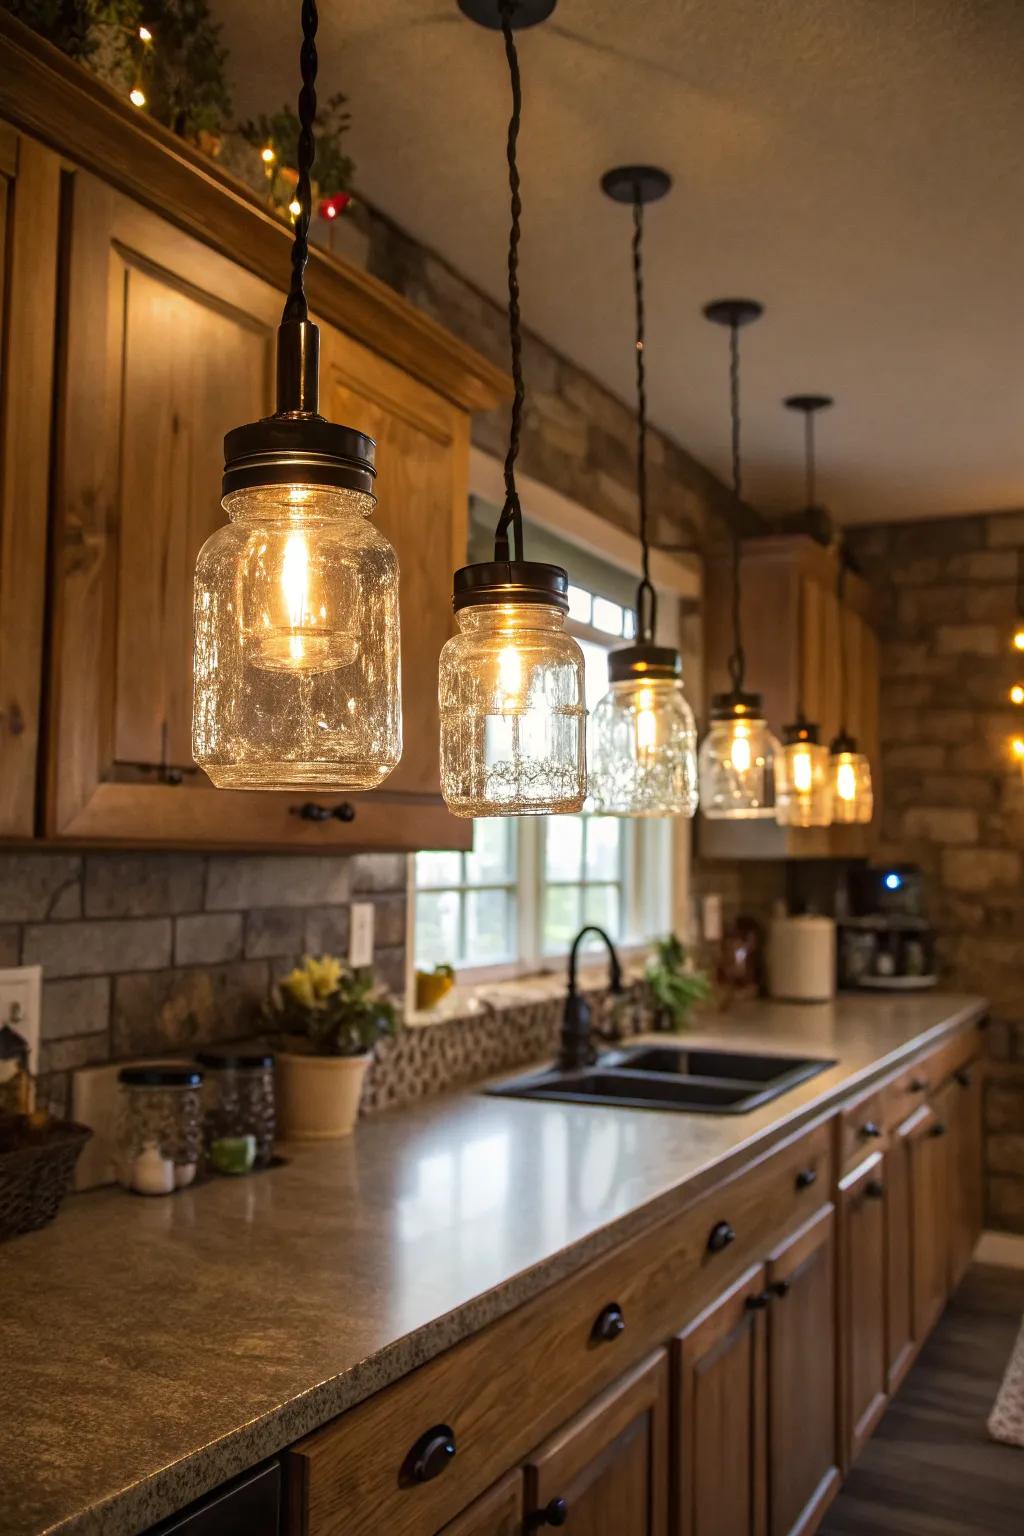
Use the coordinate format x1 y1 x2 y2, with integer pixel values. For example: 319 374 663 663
0 992 987 1536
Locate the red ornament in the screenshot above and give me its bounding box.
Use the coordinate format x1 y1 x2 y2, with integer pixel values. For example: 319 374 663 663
319 193 352 221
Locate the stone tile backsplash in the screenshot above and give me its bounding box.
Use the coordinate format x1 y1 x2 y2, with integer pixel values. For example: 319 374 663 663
0 850 407 1120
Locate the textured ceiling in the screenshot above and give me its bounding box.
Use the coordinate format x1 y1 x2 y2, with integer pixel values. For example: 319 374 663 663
217 1 1024 524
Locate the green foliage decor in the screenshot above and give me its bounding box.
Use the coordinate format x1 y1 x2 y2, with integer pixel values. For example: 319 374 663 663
646 934 711 1032
266 955 397 1059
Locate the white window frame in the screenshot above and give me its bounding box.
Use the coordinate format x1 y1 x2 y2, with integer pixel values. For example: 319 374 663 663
407 450 701 993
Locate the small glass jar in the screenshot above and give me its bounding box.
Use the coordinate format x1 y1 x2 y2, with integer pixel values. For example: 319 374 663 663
829 734 874 824
116 1065 203 1196
196 1046 276 1173
589 647 699 817
439 590 586 817
698 691 779 819
775 720 833 828
193 480 402 792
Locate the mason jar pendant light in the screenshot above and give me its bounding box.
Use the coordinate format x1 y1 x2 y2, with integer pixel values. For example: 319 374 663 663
193 0 401 792
775 395 834 828
588 167 698 819
439 0 586 818
829 554 874 824
697 300 779 819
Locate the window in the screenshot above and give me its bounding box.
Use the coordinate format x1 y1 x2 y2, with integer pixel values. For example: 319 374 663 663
413 506 678 979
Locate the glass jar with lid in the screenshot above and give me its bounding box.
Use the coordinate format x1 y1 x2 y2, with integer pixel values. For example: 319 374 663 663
115 1065 203 1196
196 1045 276 1174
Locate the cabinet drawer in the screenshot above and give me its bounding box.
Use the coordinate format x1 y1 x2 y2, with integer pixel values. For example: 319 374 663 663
839 1086 887 1174
885 1026 983 1132
286 1120 831 1536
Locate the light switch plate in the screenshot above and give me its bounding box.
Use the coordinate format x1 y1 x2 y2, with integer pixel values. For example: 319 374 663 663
349 902 374 968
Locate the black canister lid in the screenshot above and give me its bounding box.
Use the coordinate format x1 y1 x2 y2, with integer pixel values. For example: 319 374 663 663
118 1064 203 1089
195 1044 276 1070
222 415 376 499
452 560 569 612
607 644 683 684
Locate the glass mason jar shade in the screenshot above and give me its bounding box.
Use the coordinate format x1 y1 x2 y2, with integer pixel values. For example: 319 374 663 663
439 569 586 817
698 692 778 819
829 733 874 824
775 720 833 828
193 480 401 791
589 646 698 817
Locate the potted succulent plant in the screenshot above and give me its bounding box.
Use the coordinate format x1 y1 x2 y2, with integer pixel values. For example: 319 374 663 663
267 956 396 1140
646 934 712 1032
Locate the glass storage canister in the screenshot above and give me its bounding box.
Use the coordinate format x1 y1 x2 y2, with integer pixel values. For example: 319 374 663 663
116 1065 203 1196
196 1046 276 1174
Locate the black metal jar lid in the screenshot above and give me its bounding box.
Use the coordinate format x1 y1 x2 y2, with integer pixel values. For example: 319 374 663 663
710 689 766 721
782 719 821 746
118 1065 203 1089
452 560 569 612
607 643 682 684
829 730 861 756
195 1045 275 1071
223 416 376 499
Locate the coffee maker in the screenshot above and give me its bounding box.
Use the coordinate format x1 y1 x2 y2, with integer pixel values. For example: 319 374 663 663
837 865 937 991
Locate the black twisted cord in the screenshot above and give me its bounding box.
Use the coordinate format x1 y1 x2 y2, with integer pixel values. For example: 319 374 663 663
837 552 849 735
727 318 745 694
282 0 318 326
805 409 816 509
632 189 657 645
494 0 525 564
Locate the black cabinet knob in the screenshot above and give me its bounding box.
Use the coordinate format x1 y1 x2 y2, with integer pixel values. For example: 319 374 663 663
866 1179 885 1200
291 801 356 823
592 1302 625 1342
861 1121 881 1139
910 1077 928 1093
531 1497 568 1528
956 1069 972 1088
771 1279 791 1299
707 1221 736 1254
745 1290 771 1310
405 1425 456 1485
930 1122 947 1138
795 1167 818 1190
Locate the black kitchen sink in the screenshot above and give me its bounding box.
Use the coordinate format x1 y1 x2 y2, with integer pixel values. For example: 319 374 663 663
487 1045 835 1115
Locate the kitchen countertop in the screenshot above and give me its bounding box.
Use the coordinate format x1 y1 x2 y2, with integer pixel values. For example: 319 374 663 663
0 992 987 1536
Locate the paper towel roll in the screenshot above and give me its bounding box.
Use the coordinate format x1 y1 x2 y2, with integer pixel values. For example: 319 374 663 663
769 915 836 1002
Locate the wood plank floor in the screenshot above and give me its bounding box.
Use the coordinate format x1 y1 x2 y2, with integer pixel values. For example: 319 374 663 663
821 1264 1024 1535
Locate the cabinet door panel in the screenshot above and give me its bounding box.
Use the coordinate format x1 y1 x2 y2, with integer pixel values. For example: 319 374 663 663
0 130 61 835
948 1062 982 1289
766 1206 840 1536
321 331 469 800
884 1127 915 1393
523 1351 668 1536
838 1154 887 1468
437 1471 520 1536
908 1102 949 1339
674 1264 767 1536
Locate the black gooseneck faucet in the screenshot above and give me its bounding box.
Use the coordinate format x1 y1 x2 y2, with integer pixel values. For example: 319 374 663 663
560 925 624 1072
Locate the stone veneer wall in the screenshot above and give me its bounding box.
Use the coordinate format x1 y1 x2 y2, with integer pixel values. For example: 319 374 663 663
0 850 406 1121
846 509 1024 1232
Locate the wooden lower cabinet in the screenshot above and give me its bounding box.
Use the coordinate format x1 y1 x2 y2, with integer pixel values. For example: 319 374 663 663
837 1154 887 1469
884 1121 915 1394
947 1063 983 1289
437 1472 520 1536
765 1208 840 1536
674 1264 767 1536
906 1103 950 1341
523 1351 668 1535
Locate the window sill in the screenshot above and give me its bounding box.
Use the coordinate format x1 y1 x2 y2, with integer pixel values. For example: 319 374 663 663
403 946 652 1030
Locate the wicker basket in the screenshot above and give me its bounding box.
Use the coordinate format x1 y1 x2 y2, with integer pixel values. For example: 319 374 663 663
0 1116 92 1242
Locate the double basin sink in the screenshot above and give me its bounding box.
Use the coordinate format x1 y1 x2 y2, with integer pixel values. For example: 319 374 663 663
488 1044 835 1115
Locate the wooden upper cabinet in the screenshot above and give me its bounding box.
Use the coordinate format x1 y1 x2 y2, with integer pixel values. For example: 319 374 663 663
701 535 879 859
0 129 61 837
522 1350 669 1536
41 163 485 850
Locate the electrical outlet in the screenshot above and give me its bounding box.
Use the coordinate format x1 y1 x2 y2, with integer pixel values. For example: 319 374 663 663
349 902 375 968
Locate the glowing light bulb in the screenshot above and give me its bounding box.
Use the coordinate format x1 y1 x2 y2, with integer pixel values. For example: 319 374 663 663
129 87 146 107
261 145 276 164
497 644 523 706
836 757 857 801
1013 738 1024 760
730 726 752 775
1014 629 1024 650
138 24 152 42
281 531 310 665
635 687 657 757
1012 685 1024 705
289 198 302 217
791 745 814 794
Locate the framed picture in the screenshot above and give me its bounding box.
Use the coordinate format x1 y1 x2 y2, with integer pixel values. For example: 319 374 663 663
0 965 42 1114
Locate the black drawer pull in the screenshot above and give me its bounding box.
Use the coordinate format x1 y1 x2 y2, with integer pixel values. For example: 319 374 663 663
795 1167 818 1190
930 1121 947 1138
771 1279 791 1299
861 1121 881 1139
866 1179 884 1200
404 1425 456 1485
707 1221 736 1254
291 801 356 823
956 1069 972 1088
592 1302 625 1343
745 1290 772 1310
529 1497 568 1528
910 1077 928 1092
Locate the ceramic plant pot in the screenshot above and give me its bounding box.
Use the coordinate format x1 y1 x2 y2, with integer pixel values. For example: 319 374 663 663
275 1050 370 1141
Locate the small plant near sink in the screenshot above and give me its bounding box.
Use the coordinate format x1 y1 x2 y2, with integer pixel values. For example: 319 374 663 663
646 935 711 1032
266 956 396 1140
